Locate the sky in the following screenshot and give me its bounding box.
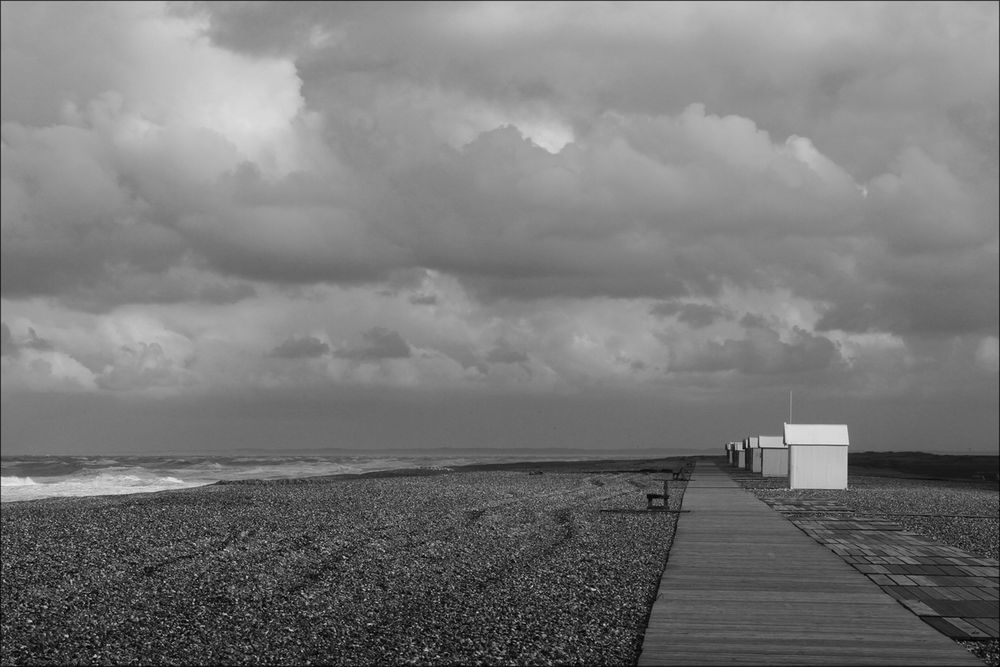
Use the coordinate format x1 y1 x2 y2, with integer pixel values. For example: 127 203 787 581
1 1 997 456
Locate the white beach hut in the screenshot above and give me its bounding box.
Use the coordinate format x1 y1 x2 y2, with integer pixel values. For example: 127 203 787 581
758 435 787 477
747 436 762 473
734 441 746 468
784 423 850 489
728 441 740 466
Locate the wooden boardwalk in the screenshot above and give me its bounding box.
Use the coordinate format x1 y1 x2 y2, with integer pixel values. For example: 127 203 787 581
771 504 998 639
638 462 983 666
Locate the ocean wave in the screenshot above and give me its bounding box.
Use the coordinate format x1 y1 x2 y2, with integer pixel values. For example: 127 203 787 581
1 476 38 487
0 453 487 503
81 472 188 486
0 472 210 503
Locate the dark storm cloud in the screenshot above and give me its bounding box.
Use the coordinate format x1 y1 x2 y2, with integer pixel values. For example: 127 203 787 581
195 2 998 175
57 267 258 314
739 313 770 329
270 336 330 359
671 324 842 376
486 339 529 365
1 2 997 454
0 323 54 357
24 328 54 352
650 302 728 328
0 122 191 301
4 2 996 333
813 243 1000 337
336 327 412 361
0 323 15 357
408 293 438 306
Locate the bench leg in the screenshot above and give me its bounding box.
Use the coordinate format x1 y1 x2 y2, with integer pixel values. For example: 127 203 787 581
646 489 669 509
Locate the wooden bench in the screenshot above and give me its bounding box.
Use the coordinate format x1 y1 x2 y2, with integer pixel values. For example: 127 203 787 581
671 462 693 481
646 479 670 509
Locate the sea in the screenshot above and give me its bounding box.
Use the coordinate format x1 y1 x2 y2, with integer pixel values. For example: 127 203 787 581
0 448 682 503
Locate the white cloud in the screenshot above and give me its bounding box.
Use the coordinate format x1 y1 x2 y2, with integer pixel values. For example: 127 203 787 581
3 1 309 173
0 321 98 393
1 2 996 453
975 336 1000 373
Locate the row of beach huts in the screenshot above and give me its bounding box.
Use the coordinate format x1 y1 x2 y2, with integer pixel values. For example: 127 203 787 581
724 423 850 489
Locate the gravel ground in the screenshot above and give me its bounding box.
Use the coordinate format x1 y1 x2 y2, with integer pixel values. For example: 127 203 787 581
740 470 999 667
1 469 683 666
743 475 999 560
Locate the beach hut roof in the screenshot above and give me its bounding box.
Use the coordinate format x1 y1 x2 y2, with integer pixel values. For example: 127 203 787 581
747 436 760 447
784 423 849 446
758 435 785 448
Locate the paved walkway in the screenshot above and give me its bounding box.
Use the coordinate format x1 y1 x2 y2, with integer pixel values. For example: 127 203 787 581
769 504 998 640
638 462 983 666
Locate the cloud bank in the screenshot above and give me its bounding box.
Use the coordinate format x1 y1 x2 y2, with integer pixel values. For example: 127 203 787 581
2 1 997 453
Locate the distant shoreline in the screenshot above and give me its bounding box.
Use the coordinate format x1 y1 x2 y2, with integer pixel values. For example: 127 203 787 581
4 451 995 505
212 451 999 486
208 455 691 489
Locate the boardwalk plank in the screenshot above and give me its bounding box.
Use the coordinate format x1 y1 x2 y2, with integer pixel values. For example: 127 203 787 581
637 462 983 666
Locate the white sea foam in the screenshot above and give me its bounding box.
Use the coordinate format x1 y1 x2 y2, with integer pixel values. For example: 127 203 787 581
1 476 38 487
0 452 585 503
0 456 427 503
0 472 210 503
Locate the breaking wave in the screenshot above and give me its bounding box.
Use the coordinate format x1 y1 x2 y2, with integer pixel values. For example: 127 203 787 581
1 476 39 487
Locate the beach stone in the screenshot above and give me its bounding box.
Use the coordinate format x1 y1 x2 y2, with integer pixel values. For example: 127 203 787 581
1 467 682 665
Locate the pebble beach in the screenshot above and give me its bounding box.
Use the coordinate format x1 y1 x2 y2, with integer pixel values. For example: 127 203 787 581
742 475 999 561
3 454 997 666
1 462 684 666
